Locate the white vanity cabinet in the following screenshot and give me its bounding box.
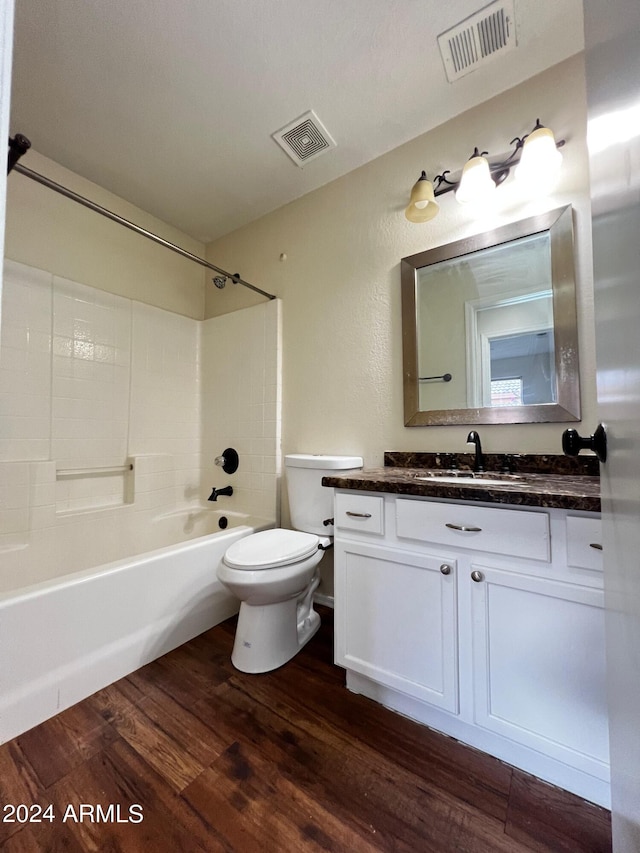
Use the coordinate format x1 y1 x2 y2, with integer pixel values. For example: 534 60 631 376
333 489 610 807
334 539 458 712
469 564 608 774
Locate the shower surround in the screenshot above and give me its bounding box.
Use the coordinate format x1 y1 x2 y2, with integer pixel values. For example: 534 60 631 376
0 258 281 591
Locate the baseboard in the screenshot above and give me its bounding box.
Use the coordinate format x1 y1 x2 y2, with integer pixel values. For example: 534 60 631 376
313 592 334 608
345 669 611 809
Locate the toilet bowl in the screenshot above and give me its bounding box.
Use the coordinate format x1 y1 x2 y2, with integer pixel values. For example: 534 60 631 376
218 528 324 673
217 453 363 673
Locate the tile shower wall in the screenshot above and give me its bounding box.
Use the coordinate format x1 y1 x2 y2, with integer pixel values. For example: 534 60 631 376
0 262 51 461
0 259 280 590
129 302 201 510
52 276 133 510
201 300 281 523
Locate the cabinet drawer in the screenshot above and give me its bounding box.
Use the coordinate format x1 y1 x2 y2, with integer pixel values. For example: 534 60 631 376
567 516 603 571
335 493 384 534
396 499 550 562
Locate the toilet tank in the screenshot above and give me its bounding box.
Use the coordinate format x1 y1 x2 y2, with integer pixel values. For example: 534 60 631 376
285 454 363 536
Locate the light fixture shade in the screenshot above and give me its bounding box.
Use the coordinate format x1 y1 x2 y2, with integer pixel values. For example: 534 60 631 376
455 154 496 204
405 172 440 222
515 125 563 191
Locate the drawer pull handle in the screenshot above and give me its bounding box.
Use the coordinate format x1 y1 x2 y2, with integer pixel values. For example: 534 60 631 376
589 543 603 551
446 523 482 533
346 511 372 519
471 570 484 583
440 564 452 575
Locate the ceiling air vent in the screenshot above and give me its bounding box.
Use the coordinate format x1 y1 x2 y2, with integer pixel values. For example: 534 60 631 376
272 110 336 167
438 0 516 83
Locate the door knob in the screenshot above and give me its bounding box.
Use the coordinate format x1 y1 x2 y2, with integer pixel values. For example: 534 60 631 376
561 423 607 463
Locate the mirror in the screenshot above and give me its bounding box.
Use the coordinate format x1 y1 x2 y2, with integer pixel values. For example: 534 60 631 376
401 205 580 426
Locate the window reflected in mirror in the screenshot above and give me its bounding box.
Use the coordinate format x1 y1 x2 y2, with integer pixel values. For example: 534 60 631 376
402 206 580 426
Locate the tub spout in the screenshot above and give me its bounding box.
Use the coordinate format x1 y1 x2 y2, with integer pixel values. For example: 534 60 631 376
208 485 233 502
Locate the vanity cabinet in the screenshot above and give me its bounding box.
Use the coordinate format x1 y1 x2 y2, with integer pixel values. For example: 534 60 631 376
469 564 608 773
333 490 609 807
335 540 458 712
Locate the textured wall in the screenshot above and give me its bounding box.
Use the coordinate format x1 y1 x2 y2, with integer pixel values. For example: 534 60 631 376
5 150 206 318
204 56 595 476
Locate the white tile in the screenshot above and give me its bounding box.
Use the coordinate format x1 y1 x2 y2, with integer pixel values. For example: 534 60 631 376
0 264 282 584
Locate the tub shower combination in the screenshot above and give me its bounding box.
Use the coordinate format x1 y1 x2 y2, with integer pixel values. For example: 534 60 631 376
0 510 270 744
2 140 281 745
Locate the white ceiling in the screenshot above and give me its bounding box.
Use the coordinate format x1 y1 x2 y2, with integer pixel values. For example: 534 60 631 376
9 0 584 243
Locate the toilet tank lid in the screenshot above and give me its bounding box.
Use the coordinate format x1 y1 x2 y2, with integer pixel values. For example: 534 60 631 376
285 454 363 470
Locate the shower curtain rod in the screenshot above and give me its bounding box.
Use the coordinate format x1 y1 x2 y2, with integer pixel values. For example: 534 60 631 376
7 143 276 302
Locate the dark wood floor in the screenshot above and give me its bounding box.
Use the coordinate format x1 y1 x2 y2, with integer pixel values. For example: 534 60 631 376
0 607 611 852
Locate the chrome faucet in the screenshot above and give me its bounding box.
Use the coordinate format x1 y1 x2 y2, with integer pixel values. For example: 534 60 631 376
466 430 484 472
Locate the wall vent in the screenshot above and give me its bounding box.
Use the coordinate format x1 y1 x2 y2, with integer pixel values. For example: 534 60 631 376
438 0 516 83
272 110 336 167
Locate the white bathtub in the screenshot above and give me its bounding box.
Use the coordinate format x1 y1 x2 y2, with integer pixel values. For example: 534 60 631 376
0 511 271 744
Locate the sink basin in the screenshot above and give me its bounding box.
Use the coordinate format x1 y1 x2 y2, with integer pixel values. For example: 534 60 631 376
415 472 526 486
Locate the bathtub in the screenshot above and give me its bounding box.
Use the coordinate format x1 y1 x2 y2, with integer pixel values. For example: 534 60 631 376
0 510 272 744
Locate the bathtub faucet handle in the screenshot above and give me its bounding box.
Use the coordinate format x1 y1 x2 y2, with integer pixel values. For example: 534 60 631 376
208 485 233 502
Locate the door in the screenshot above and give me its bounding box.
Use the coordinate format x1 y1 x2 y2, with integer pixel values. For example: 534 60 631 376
334 540 458 712
0 0 15 334
469 564 608 784
584 2 640 849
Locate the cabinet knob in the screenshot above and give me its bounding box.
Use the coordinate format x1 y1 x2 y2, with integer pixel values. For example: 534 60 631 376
589 543 603 551
440 564 452 575
471 570 484 583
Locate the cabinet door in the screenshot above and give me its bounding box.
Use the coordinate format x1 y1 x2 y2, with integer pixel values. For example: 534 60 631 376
470 564 609 780
335 540 458 712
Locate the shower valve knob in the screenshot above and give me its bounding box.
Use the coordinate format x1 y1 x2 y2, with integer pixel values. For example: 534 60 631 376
214 447 239 474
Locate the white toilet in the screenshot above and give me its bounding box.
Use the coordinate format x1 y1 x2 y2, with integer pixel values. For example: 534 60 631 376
217 453 363 673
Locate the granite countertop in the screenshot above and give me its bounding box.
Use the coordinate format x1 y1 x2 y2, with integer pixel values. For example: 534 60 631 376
322 452 601 512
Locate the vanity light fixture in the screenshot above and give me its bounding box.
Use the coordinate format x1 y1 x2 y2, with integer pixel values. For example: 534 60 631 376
404 172 440 222
404 119 564 221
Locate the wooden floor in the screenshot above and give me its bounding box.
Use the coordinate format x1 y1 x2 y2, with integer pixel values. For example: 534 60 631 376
0 607 611 852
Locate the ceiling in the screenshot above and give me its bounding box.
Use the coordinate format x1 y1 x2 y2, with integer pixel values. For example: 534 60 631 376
9 0 584 243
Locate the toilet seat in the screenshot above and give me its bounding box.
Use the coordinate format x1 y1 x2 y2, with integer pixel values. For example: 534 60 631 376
223 529 319 571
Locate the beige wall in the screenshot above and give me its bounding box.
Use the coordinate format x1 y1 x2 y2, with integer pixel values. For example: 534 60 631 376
5 151 206 318
204 55 595 475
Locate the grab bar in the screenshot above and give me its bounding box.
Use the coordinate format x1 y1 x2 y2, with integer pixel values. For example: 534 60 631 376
56 463 134 479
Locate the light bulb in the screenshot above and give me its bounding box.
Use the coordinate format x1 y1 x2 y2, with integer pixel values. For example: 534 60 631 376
515 126 563 193
405 172 439 222
455 154 496 204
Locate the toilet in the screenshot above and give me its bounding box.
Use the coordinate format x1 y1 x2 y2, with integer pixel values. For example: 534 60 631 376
217 453 363 673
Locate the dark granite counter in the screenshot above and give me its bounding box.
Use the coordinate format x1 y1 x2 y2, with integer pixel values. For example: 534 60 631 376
322 452 601 512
